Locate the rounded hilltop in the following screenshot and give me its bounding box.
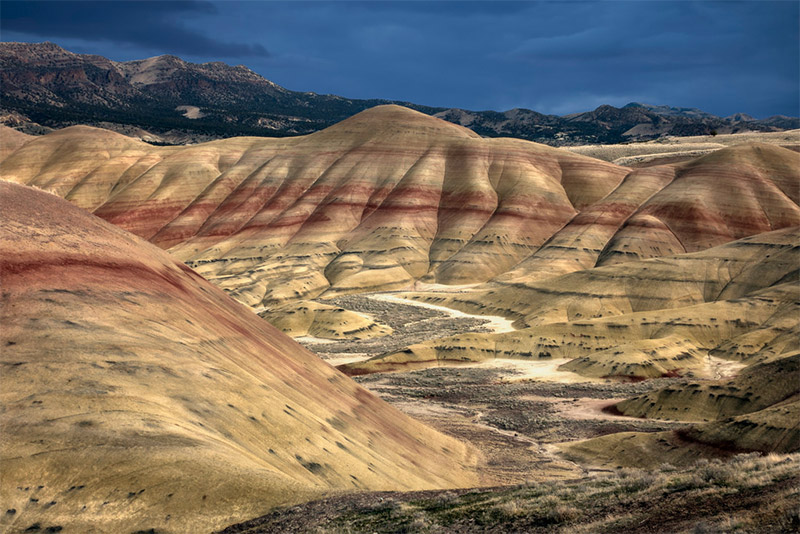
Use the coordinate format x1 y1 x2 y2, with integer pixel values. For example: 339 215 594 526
0 181 477 533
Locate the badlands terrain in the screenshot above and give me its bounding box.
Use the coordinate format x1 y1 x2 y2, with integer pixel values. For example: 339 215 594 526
0 181 477 533
1 106 799 532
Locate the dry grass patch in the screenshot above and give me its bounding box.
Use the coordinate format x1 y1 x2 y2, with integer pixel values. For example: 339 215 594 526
221 453 799 533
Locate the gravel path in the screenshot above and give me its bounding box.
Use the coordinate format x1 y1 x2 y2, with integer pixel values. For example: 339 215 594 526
297 292 499 361
369 293 516 333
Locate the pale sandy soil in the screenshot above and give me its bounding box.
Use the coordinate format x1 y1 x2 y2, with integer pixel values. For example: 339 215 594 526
294 335 329 344
324 354 371 367
567 129 800 165
370 293 516 333
520 394 707 424
475 358 595 383
410 281 483 292
706 355 747 380
175 105 205 119
548 396 628 421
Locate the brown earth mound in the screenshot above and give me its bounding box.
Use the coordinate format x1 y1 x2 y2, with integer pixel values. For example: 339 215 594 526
2 108 796 316
0 182 476 533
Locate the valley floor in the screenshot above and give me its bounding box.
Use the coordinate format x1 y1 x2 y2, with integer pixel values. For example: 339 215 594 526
239 292 800 533
353 367 687 485
294 293 696 483
294 292 498 365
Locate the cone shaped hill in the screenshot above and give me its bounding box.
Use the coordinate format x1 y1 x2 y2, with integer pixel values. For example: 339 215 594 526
0 182 477 533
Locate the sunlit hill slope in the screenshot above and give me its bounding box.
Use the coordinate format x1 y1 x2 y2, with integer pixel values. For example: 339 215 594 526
0 182 477 533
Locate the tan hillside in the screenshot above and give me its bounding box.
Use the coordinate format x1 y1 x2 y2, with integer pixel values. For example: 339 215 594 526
563 355 799 467
563 396 799 469
616 353 800 422
493 164 676 284
682 398 800 453
342 230 799 378
0 124 33 160
425 225 799 327
0 105 631 307
258 300 392 340
596 144 800 265
0 182 477 534
3 108 797 315
566 129 800 166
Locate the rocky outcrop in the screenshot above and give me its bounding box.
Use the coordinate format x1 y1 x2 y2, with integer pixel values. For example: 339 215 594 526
3 43 795 144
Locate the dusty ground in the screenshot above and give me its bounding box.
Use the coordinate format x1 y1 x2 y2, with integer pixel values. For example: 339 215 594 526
296 293 692 485
354 367 688 485
299 294 496 364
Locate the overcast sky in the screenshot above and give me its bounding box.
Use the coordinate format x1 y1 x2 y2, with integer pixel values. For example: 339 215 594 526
2 1 798 118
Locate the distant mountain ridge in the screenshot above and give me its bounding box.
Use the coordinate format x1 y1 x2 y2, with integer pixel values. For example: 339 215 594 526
1 41 797 145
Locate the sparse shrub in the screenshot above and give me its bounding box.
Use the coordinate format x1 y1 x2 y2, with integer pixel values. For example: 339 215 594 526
314 526 355 534
408 512 433 531
497 498 525 519
697 459 735 486
664 473 707 493
547 503 579 523
618 472 658 494
691 522 715 534
659 462 677 473
434 491 458 505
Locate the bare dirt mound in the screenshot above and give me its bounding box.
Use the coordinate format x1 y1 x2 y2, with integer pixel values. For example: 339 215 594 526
343 229 799 380
0 182 477 533
0 105 628 306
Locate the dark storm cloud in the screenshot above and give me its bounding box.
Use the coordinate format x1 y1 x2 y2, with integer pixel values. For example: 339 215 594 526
1 0 796 118
1 1 269 58
495 1 799 116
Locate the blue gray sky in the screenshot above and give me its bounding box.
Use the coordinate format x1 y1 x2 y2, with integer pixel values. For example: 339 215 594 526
2 1 798 118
